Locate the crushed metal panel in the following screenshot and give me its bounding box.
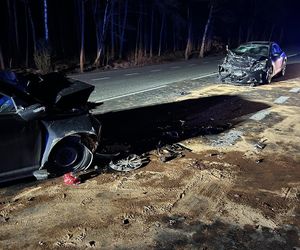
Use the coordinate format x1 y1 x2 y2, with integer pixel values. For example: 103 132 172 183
40 114 98 168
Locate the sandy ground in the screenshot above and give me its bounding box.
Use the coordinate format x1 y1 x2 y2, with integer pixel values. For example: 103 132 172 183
0 78 299 249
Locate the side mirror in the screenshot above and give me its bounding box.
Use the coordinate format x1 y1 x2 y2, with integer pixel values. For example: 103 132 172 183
17 103 46 121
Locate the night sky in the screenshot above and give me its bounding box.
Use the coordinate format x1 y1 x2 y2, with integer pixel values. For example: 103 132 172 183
0 0 299 70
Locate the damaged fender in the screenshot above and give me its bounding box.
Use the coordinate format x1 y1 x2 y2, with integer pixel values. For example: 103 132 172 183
40 114 101 171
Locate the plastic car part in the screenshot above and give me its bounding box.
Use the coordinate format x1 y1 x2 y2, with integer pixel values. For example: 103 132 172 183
156 143 189 162
109 154 149 172
33 169 50 180
63 172 81 185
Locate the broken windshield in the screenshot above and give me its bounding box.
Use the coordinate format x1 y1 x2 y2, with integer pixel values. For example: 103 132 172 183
233 44 270 57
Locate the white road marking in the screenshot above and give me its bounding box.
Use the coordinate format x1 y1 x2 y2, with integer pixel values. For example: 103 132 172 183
250 109 272 121
150 69 162 72
203 61 210 64
170 66 181 69
287 53 298 58
274 96 290 104
188 64 196 67
125 72 139 76
98 85 168 102
91 77 111 81
289 87 300 93
191 72 218 80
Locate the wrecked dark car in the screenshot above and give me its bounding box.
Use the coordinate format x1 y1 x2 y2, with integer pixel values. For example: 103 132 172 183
219 41 287 85
0 71 101 183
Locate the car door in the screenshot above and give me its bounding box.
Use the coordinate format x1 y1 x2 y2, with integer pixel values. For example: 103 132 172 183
271 43 284 75
0 93 42 182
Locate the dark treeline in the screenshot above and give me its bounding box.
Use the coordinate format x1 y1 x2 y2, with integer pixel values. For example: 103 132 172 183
0 0 297 72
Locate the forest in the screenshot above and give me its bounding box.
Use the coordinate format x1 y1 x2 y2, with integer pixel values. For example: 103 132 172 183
0 0 297 73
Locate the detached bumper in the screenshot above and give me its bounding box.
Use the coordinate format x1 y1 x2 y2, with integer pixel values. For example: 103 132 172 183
219 66 267 85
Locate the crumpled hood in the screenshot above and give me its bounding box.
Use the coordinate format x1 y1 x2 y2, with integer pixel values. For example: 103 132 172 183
224 50 266 68
0 71 94 110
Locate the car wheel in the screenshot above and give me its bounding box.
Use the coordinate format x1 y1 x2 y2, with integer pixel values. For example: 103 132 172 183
280 61 287 77
265 66 273 84
49 136 93 174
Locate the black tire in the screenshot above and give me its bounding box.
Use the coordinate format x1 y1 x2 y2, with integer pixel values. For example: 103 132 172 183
265 66 273 84
280 61 287 77
49 136 93 174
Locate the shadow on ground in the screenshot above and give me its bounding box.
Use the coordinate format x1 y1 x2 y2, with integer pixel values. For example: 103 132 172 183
154 218 299 250
96 94 270 154
0 94 269 189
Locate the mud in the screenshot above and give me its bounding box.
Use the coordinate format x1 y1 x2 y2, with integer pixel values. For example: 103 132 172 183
0 77 300 249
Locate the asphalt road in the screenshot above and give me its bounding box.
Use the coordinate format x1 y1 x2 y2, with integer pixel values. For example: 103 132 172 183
70 49 300 103
70 56 223 102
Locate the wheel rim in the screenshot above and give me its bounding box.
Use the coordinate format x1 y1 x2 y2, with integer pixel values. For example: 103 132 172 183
282 63 286 76
267 67 273 84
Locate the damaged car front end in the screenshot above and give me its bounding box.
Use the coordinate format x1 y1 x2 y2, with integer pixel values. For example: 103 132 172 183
0 71 101 183
219 42 287 85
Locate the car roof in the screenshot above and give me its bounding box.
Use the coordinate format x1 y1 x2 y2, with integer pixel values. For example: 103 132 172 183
244 41 274 46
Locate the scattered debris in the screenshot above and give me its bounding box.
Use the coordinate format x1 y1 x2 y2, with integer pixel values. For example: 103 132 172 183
27 197 35 202
188 160 206 170
95 152 121 160
284 187 292 200
123 219 130 225
255 143 266 150
109 154 149 172
157 143 189 162
88 241 96 247
256 159 264 164
0 215 9 222
210 130 243 147
81 197 93 206
154 222 161 227
33 170 50 181
63 172 81 186
254 139 267 150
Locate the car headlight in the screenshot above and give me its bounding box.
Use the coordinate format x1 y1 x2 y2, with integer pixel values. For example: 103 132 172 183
251 60 267 71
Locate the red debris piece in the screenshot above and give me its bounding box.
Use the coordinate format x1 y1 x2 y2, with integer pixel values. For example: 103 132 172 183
63 172 81 186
